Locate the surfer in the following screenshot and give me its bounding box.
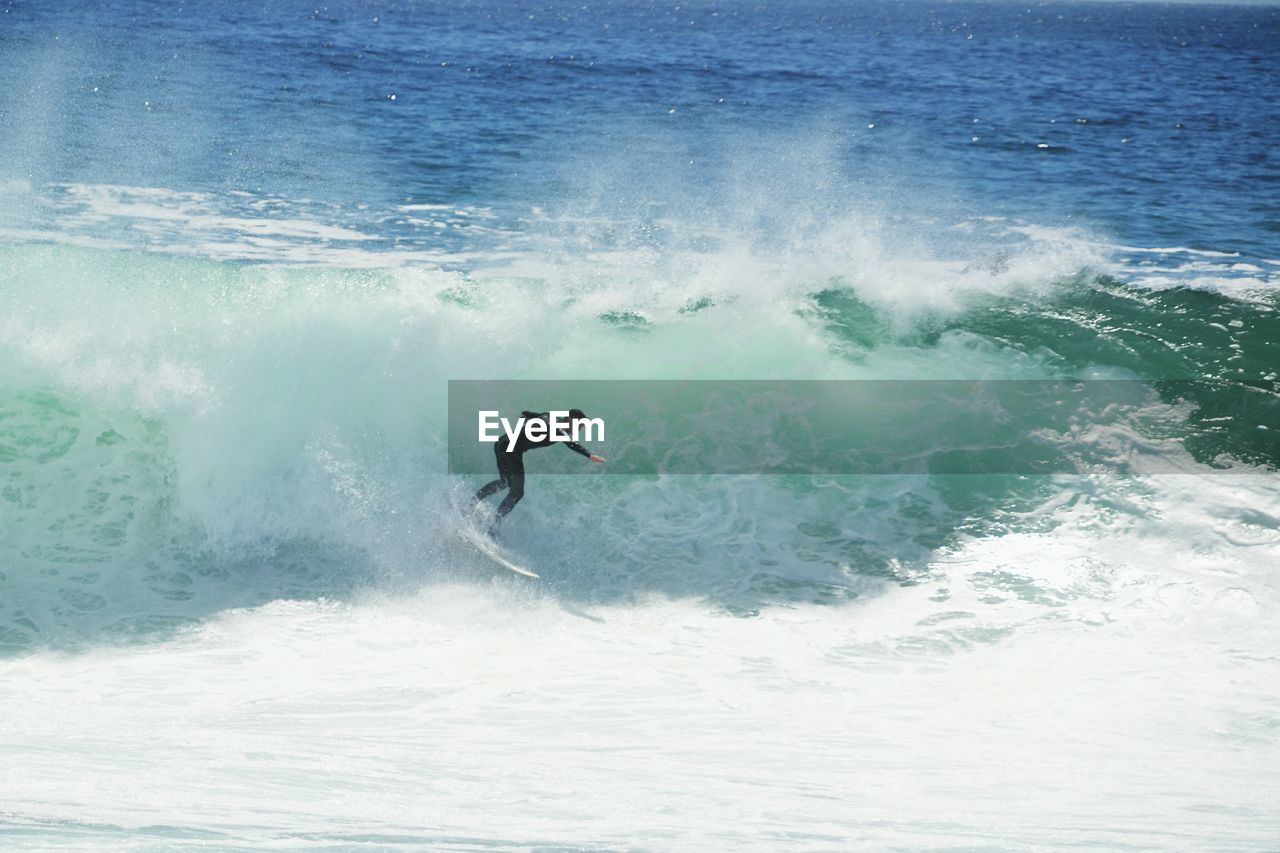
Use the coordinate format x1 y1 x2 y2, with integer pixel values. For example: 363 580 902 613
473 408 605 531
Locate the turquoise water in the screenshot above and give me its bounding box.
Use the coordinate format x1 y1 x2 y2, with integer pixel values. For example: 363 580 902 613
1 0 1279 848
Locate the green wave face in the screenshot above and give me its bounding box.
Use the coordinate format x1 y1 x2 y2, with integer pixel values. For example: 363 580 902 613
1 242 1276 651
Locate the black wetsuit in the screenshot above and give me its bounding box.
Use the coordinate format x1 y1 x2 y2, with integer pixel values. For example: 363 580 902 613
473 411 592 523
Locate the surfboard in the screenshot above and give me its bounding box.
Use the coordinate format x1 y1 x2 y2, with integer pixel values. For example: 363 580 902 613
457 525 541 578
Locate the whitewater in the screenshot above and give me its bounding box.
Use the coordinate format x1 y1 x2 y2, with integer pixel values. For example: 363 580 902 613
3 0 1280 848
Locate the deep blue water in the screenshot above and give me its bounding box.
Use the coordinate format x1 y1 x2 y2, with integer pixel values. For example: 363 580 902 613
3 0 1279 256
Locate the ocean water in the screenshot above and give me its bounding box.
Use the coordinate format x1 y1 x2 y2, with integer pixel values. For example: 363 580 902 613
2 0 1279 848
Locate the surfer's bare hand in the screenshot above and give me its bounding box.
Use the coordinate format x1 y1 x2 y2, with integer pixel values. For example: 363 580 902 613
590 454 606 463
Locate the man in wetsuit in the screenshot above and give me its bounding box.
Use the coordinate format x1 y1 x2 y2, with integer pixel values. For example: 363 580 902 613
473 408 605 531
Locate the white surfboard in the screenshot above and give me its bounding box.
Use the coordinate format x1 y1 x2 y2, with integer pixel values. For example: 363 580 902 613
457 525 541 579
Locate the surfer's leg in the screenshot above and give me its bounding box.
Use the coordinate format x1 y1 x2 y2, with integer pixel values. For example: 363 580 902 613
473 477 506 501
474 445 511 502
494 454 525 520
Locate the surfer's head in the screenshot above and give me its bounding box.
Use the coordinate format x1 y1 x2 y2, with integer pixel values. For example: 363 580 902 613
568 408 587 425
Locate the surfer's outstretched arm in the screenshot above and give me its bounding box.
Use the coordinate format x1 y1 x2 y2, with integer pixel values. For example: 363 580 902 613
564 441 606 463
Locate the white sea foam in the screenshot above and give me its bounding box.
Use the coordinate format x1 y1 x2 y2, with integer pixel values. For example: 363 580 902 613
3 467 1277 848
6 180 1274 306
